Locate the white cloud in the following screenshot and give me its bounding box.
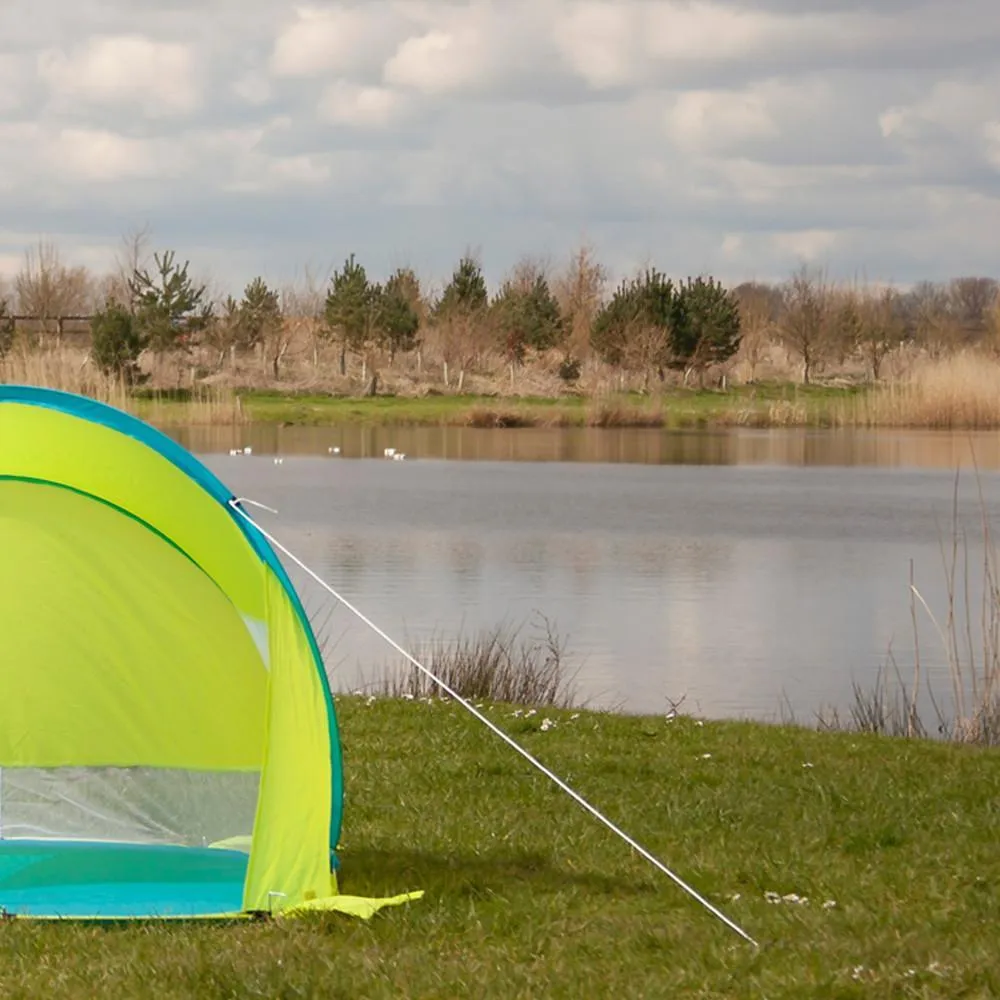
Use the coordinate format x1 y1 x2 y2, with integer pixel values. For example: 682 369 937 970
383 29 485 94
880 77 1000 140
0 0 996 295
643 3 779 62
269 5 386 78
984 121 1000 169
52 130 174 182
0 55 30 114
37 34 201 116
319 81 403 127
552 2 638 90
232 72 273 106
771 228 839 261
667 88 779 154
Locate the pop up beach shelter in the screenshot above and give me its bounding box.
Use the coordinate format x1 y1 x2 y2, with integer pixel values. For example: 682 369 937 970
0 384 416 921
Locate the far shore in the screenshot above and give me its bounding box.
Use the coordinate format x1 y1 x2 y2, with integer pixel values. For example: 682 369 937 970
6 348 1000 431
127 374 1000 433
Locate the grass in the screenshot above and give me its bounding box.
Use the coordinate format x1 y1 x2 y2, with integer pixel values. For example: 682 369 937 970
2 697 998 997
233 383 860 430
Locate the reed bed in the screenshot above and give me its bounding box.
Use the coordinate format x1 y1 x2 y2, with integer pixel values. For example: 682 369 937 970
1 347 246 425
844 353 1000 429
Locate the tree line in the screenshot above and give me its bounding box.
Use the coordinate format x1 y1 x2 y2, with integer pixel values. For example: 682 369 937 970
1 236 998 388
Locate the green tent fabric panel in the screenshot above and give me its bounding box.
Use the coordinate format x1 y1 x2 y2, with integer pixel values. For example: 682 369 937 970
242 571 334 912
0 478 267 770
0 401 266 622
0 389 346 855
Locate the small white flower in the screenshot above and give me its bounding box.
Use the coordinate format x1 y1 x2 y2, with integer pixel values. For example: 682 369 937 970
402 693 414 701
802 762 814 768
729 893 741 902
764 891 781 903
852 965 866 980
695 720 704 727
570 713 580 720
525 709 537 718
701 753 712 759
822 899 837 909
540 718 555 732
365 695 376 706
511 709 523 718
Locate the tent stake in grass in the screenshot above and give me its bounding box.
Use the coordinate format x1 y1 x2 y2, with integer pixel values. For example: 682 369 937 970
231 498 760 950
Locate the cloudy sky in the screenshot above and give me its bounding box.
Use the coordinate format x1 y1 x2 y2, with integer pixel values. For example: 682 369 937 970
1 0 998 298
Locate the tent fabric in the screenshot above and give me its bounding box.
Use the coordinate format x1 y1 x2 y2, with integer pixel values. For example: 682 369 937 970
0 385 355 919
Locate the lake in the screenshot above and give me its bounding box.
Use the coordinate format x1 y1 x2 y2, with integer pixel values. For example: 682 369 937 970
184 425 1000 724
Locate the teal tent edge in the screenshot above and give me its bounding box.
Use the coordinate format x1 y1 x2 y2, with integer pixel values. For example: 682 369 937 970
0 384 344 851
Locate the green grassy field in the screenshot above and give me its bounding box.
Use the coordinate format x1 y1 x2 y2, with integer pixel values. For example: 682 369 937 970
224 383 862 429
3 696 998 998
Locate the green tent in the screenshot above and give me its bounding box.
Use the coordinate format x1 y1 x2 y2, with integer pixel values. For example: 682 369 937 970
0 385 413 920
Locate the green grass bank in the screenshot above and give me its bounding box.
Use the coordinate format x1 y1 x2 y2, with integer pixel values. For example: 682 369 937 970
3 696 998 998
133 382 865 429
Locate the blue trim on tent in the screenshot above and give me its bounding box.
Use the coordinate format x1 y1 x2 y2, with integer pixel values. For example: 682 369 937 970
0 385 344 851
0 840 248 919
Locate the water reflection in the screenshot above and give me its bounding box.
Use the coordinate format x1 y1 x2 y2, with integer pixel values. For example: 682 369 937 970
172 423 1000 470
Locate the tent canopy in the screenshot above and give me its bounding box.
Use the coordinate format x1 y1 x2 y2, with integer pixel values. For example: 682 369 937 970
0 385 344 919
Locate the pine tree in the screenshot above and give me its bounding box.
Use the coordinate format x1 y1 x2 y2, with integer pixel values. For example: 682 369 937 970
129 250 211 355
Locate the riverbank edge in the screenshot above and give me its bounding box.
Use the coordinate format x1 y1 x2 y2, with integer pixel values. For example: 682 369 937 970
121 381 991 430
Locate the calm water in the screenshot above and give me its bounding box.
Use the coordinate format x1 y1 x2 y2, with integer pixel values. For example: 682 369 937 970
184 426 1000 721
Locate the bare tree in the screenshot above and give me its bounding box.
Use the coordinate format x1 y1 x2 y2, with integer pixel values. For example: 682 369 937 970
14 240 93 341
903 281 958 358
622 320 672 392
100 224 154 311
857 286 905 380
554 243 608 360
985 294 1000 354
776 265 832 385
275 281 320 380
948 276 999 343
733 281 780 382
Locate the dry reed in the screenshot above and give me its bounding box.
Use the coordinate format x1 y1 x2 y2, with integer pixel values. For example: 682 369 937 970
846 353 1000 429
0 347 246 425
584 398 664 428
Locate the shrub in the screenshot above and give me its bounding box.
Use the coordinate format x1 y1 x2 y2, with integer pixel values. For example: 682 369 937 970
90 301 146 384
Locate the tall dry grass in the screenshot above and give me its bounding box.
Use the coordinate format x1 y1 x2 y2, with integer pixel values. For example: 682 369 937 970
844 352 1000 429
0 347 246 425
819 471 1000 745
